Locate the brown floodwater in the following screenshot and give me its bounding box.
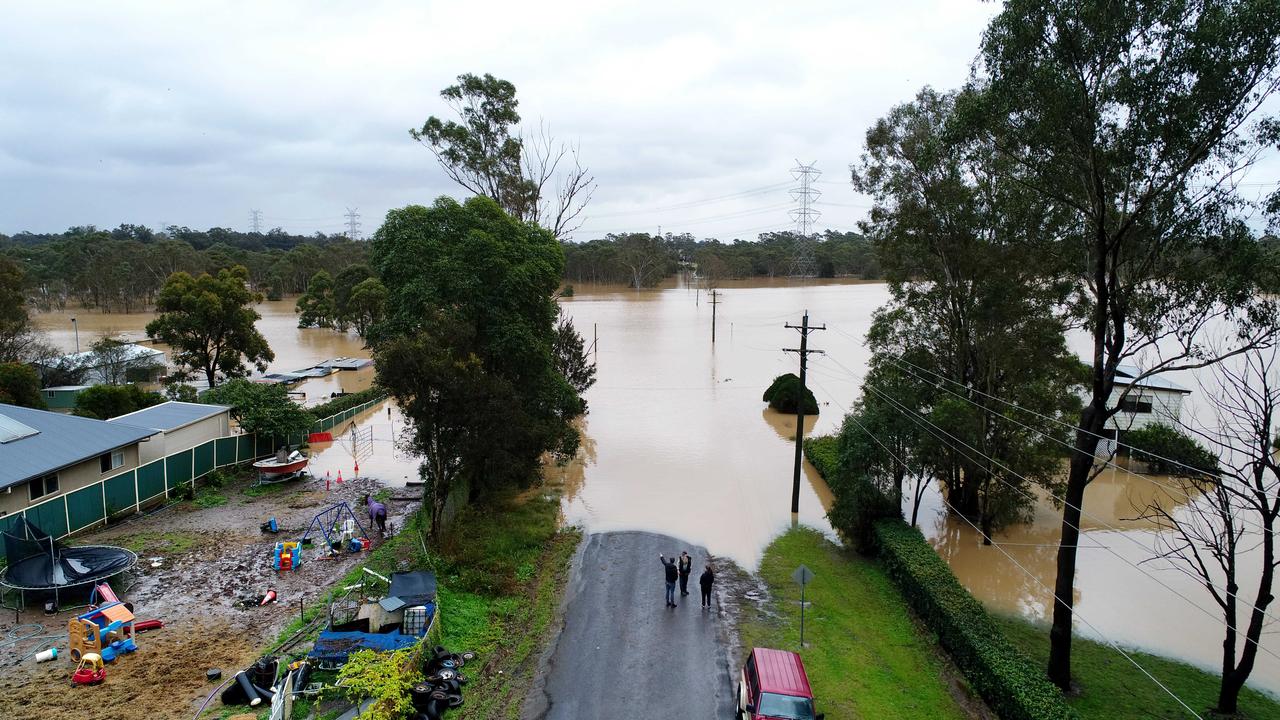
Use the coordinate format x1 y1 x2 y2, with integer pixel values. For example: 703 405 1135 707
33 281 1280 694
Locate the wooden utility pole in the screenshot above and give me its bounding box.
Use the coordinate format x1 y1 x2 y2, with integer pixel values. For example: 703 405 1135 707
783 311 825 514
709 290 722 343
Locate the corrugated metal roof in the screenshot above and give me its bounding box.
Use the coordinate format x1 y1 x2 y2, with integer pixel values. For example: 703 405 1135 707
33 343 163 369
107 401 230 432
752 648 812 697
0 404 158 490
1114 365 1191 394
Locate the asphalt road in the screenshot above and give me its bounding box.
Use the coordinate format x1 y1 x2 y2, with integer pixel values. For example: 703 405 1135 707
527 531 738 720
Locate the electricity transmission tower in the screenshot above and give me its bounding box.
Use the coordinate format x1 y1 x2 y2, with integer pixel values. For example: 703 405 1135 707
248 209 263 233
788 161 822 277
344 207 362 240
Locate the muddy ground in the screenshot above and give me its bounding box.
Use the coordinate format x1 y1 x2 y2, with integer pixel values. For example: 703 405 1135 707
0 471 420 720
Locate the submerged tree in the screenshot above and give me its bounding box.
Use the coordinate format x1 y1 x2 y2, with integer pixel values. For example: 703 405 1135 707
412 73 595 240
851 87 1080 542
967 0 1280 687
1140 348 1279 715
296 270 338 329
146 266 274 389
202 378 315 442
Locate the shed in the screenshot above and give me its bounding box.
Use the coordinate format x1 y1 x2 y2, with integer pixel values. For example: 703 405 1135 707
40 385 92 412
107 401 232 464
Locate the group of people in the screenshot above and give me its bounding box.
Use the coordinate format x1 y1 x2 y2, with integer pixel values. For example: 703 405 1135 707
660 551 714 609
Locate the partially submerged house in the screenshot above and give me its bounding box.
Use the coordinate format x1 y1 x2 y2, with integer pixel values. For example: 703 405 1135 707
108 401 232 464
0 404 157 519
39 385 92 412
35 344 165 386
1098 364 1192 453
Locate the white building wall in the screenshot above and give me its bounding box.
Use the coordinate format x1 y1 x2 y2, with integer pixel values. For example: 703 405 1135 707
134 411 231 465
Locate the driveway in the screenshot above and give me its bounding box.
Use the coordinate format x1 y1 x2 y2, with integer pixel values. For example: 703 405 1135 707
526 531 738 719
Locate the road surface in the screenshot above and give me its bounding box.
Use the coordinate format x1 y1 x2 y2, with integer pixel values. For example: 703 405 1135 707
527 531 738 720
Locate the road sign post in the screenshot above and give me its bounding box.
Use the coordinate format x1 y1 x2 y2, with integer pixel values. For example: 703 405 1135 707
792 564 814 648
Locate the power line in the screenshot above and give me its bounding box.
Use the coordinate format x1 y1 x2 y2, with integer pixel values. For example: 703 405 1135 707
821 379 1208 719
835 360 1280 652
783 310 826 514
587 181 792 217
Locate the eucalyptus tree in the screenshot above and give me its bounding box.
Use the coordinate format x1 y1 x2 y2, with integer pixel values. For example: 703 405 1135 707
851 87 1080 542
966 0 1280 688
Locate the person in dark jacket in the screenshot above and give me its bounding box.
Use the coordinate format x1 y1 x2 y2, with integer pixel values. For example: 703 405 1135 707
699 565 715 607
660 554 679 607
678 551 692 596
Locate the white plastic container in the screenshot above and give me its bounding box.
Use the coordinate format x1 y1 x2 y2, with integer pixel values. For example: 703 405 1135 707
35 648 57 662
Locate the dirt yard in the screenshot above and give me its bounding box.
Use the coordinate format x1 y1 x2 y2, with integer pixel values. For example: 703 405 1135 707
0 470 420 720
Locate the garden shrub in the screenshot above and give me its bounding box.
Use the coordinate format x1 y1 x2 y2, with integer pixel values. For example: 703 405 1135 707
310 386 385 420
763 373 819 414
807 433 1076 720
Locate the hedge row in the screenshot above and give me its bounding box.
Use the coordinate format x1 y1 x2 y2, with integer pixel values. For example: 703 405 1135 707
804 435 1076 720
310 386 385 420
873 520 1075 720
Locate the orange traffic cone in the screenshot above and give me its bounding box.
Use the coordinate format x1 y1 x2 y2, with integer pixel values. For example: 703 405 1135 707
260 588 277 605
354 461 360 476
337 470 343 484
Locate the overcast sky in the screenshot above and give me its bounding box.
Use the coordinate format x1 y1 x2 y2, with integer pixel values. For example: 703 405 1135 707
2 1 1275 240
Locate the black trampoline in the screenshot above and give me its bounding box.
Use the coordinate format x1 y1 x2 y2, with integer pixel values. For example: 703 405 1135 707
1 518 137 607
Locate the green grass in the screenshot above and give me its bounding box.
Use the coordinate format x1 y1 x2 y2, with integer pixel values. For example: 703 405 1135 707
740 527 970 720
193 488 228 508
116 530 201 555
996 616 1280 720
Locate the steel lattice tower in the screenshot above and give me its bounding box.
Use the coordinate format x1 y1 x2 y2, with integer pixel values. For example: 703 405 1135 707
345 207 362 240
788 161 821 277
248 209 262 233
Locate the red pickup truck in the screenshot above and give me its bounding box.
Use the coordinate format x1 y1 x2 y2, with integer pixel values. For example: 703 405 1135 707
736 647 824 720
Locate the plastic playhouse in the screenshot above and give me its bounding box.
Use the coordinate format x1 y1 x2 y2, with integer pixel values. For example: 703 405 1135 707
68 601 136 663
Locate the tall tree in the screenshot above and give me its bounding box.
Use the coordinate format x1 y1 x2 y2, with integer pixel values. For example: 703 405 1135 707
296 270 338 329
344 277 388 339
411 73 595 240
0 256 46 363
146 266 274 388
968 0 1280 688
552 310 595 408
0 363 45 409
371 197 586 536
852 87 1081 541
1140 349 1279 715
613 233 669 289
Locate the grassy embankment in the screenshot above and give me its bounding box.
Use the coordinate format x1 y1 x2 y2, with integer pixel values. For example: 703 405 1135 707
739 526 972 720
996 617 1280 720
250 487 578 720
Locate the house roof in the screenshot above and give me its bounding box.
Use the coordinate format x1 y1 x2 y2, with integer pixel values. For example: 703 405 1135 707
107 401 230 433
34 344 163 369
41 385 92 392
1114 365 1191 394
0 404 158 490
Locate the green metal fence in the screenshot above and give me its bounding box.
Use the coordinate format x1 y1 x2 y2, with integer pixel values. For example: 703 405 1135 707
11 395 387 541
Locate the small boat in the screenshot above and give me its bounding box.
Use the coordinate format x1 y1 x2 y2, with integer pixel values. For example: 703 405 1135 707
254 449 309 479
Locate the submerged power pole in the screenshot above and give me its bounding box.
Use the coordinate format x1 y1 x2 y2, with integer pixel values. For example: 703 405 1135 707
709 290 722 343
783 310 825 513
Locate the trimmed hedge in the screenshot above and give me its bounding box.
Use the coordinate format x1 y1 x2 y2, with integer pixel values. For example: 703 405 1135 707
309 386 385 420
874 521 1075 720
806 434 1076 720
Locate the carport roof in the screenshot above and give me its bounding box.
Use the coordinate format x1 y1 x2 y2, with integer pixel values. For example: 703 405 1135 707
107 401 231 432
0 404 157 490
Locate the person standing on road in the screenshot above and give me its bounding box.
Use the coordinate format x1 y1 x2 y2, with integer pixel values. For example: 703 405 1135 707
699 565 715 608
678 551 692 596
660 554 679 607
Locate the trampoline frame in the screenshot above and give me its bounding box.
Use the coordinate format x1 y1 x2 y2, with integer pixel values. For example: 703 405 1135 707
0 546 139 610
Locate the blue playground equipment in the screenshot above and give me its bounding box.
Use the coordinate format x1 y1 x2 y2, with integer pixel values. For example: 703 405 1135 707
294 502 368 565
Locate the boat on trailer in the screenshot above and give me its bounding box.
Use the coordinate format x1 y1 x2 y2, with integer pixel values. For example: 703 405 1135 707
253 448 309 484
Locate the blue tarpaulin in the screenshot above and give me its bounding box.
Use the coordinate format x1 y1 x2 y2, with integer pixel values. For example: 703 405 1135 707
309 629 420 664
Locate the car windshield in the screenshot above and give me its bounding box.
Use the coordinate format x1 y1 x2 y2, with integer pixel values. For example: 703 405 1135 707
758 692 815 719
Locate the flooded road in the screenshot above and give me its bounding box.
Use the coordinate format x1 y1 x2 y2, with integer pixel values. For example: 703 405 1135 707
34 281 1280 693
